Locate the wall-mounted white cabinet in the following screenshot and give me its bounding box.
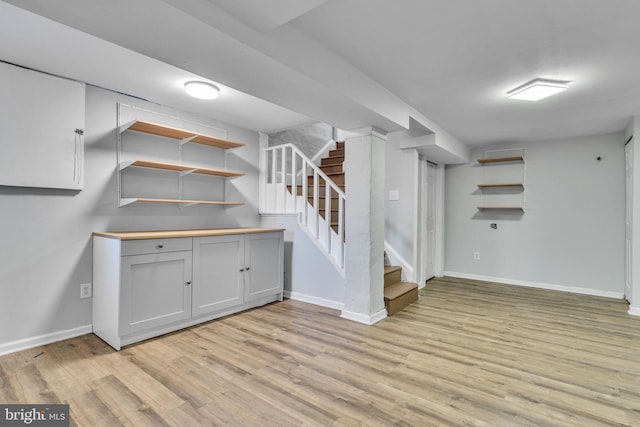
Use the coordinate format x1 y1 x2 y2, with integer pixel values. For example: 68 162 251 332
92 228 284 350
0 61 85 190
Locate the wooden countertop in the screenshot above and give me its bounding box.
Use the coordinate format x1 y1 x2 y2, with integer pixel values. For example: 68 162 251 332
93 227 285 240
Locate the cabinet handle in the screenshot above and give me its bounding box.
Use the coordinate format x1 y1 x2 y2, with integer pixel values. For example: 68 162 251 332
239 268 245 272
157 244 164 249
186 281 192 285
245 267 250 271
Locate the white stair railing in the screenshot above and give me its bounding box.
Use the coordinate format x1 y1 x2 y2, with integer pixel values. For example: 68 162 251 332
261 144 345 272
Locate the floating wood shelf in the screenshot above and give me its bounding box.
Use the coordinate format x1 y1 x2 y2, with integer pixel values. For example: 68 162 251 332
119 197 244 208
477 156 524 164
120 160 244 178
120 120 244 149
477 206 524 211
477 183 524 188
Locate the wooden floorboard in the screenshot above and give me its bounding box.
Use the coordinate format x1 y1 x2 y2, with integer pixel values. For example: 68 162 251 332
2 276 640 426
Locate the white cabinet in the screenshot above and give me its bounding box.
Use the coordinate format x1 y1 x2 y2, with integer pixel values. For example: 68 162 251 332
93 228 284 350
244 232 285 302
0 61 85 190
192 232 284 316
121 251 193 334
193 235 244 315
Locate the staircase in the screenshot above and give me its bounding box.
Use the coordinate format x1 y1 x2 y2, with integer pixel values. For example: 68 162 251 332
384 265 419 315
311 142 345 232
261 142 346 271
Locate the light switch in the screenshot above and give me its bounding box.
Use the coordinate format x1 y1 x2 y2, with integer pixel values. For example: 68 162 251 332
389 190 400 201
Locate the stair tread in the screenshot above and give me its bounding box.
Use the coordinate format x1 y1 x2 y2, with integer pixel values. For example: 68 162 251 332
384 266 402 275
384 281 418 300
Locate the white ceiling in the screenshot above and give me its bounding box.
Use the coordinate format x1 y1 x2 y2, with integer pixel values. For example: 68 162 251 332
2 0 640 147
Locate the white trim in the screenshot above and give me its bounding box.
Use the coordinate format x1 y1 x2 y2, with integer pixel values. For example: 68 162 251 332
284 291 344 310
628 305 640 316
0 324 92 356
412 150 421 284
443 271 625 300
384 241 414 282
340 308 387 325
434 164 445 277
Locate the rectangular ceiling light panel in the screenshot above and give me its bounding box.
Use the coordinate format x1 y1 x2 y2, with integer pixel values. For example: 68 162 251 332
507 78 570 101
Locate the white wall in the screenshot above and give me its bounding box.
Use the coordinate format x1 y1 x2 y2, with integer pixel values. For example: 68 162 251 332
0 84 261 353
384 131 419 274
260 215 345 309
444 132 626 297
625 116 640 313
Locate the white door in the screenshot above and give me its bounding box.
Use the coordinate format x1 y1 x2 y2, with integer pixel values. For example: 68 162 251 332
625 140 633 303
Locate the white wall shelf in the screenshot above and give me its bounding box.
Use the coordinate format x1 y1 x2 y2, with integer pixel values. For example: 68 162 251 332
120 159 245 178
477 155 524 164
119 120 245 149
477 149 525 211
477 183 524 188
117 110 245 208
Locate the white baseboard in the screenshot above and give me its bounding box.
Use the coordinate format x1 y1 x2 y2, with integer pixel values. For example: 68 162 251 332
284 290 344 311
0 324 92 356
628 305 640 316
443 271 625 300
340 308 387 325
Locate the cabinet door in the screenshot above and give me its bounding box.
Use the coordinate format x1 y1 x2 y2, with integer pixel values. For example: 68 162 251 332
244 232 283 302
192 235 244 316
0 61 85 190
121 251 192 334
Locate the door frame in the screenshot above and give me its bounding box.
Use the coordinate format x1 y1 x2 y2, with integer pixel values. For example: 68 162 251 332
416 156 445 286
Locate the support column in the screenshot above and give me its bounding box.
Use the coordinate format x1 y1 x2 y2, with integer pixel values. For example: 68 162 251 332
341 127 387 324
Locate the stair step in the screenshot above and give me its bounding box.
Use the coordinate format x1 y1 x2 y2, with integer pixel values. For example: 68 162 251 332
296 186 345 197
336 141 345 149
320 164 343 174
307 173 345 186
321 155 344 166
384 281 419 316
384 266 402 287
329 148 344 157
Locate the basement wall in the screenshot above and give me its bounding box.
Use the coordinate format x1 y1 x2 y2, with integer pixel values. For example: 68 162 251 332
444 132 625 297
0 85 261 354
384 131 419 277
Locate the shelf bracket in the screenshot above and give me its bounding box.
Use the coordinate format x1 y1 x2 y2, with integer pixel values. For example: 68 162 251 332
119 198 138 207
179 169 197 177
118 120 138 134
119 160 137 171
180 136 197 146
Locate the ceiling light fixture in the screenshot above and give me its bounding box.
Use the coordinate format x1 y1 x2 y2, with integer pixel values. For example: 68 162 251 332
506 78 570 101
184 81 219 100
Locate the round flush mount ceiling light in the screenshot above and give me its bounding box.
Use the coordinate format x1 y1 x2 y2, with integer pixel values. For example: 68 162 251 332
184 81 219 100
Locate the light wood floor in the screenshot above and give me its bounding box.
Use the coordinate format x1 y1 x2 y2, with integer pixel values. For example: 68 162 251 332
2 277 640 426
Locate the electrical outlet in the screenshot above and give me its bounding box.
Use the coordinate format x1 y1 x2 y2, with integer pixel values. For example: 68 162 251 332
473 252 480 260
80 283 92 299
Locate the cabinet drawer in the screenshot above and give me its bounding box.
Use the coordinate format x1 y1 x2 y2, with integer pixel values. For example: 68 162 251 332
121 237 192 256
